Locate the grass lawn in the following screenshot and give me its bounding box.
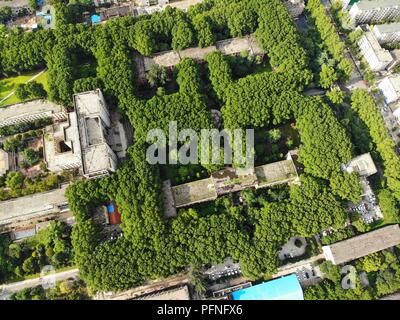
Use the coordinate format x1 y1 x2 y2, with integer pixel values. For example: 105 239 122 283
0 70 49 107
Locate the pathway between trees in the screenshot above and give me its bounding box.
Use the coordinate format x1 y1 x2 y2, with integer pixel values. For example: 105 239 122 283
0 69 47 105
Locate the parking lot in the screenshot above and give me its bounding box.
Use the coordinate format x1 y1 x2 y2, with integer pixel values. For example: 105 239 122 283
295 265 322 286
349 177 383 224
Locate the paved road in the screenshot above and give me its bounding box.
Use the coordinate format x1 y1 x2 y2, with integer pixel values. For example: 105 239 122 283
0 268 79 300
272 254 325 279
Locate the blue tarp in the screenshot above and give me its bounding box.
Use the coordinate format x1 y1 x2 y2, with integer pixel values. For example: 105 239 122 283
107 204 115 213
231 274 304 300
91 15 101 24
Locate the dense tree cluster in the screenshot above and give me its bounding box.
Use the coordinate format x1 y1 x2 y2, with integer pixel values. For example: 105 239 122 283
125 59 213 143
351 90 400 202
0 0 367 293
0 222 73 283
305 249 400 300
0 28 54 74
306 0 353 83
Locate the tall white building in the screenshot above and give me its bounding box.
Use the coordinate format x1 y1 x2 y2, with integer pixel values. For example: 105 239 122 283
358 30 394 71
73 90 118 179
378 74 400 104
43 89 119 179
373 22 400 44
349 0 400 25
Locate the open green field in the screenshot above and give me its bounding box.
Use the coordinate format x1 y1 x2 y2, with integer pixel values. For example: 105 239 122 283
0 70 49 107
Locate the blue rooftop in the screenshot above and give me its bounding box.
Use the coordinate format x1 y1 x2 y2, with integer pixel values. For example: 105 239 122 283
231 274 304 300
91 15 101 24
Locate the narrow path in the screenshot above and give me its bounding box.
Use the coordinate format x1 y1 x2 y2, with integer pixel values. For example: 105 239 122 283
0 69 47 105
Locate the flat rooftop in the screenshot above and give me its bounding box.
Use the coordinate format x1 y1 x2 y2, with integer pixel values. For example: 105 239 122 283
346 153 378 177
374 22 400 34
355 0 400 10
43 112 83 172
74 90 117 177
0 184 69 226
169 157 298 209
323 224 400 265
74 89 107 117
0 100 65 128
231 274 304 300
387 74 400 96
172 177 217 208
362 32 393 64
255 160 298 188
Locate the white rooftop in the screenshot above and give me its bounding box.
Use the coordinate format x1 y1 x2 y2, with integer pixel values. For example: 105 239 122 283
363 31 394 64
73 90 117 177
346 153 378 177
43 112 83 172
0 184 69 226
374 22 400 34
0 100 66 128
355 0 400 10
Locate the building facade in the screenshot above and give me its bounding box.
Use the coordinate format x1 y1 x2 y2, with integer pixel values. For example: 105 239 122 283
349 0 400 25
358 30 394 71
373 22 400 44
378 74 400 104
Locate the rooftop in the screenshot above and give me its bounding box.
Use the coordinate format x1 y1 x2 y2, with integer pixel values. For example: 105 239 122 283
355 0 400 10
361 31 393 64
0 100 66 128
231 274 304 300
0 184 69 226
43 112 83 172
169 156 298 209
374 22 400 34
73 90 117 177
172 177 218 208
345 153 378 177
322 224 400 265
255 159 299 188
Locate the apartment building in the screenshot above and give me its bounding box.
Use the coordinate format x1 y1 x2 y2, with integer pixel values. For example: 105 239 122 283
373 22 400 44
349 0 400 25
358 30 394 71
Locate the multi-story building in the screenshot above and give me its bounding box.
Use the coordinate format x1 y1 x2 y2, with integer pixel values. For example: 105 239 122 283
378 74 400 104
322 225 400 265
73 90 118 179
373 22 400 44
358 30 394 71
349 0 400 25
0 100 67 129
43 89 119 179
